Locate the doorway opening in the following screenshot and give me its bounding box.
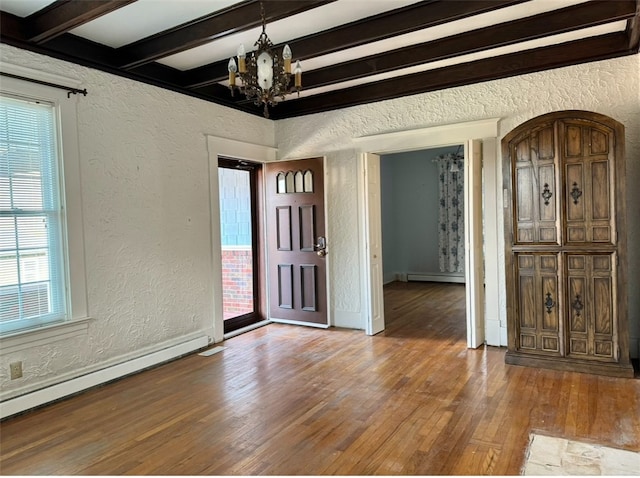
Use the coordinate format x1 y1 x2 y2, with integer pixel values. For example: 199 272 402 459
381 146 466 285
380 146 467 336
361 139 486 346
217 157 263 334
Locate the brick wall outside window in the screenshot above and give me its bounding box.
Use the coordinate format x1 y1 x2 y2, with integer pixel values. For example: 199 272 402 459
222 248 253 319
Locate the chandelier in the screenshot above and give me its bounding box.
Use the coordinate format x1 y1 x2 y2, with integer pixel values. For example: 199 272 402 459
227 2 302 118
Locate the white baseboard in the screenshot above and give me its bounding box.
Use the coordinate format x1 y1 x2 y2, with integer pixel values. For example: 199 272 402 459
0 335 209 419
407 273 465 284
332 311 363 329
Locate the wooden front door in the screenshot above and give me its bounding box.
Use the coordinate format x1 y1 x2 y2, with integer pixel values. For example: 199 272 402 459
265 158 327 326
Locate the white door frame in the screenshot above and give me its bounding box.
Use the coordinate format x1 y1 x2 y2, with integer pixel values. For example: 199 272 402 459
353 118 501 348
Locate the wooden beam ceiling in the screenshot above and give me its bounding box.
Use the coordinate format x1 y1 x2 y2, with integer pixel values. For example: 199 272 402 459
269 32 632 119
26 0 137 44
118 0 335 70
181 0 528 89
293 0 638 92
1 0 638 119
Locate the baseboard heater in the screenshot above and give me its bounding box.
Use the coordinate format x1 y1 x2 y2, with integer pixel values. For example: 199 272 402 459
407 273 465 284
0 335 209 420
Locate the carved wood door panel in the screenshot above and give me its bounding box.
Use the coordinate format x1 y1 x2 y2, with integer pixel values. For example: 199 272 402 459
502 110 632 377
566 253 617 362
511 124 560 245
514 253 562 356
560 121 616 245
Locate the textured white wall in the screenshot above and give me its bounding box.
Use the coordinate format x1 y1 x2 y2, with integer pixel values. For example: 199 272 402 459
276 55 640 356
0 44 274 398
1 43 638 402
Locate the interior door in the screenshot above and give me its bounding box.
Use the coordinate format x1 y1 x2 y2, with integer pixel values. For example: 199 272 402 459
362 153 385 335
465 139 485 348
265 158 328 326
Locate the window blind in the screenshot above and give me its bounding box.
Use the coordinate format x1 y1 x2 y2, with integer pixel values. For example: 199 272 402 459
0 94 67 334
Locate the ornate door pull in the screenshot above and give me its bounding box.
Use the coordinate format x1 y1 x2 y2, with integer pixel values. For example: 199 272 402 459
571 294 583 317
541 183 553 205
544 292 555 314
570 182 582 205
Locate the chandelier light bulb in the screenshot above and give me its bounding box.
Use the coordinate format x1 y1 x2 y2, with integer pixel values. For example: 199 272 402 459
283 44 292 73
228 57 237 87
237 44 246 73
294 60 302 88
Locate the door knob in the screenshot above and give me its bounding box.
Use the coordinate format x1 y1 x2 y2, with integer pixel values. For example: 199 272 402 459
314 236 327 256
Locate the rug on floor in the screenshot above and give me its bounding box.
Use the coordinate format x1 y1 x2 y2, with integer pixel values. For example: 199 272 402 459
522 433 640 475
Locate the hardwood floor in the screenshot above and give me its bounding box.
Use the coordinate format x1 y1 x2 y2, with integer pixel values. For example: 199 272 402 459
1 282 638 475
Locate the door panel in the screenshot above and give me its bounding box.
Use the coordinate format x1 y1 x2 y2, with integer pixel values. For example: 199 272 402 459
514 252 562 356
566 253 616 361
465 139 485 348
561 122 615 245
512 126 560 245
362 153 385 336
266 158 327 326
276 206 292 251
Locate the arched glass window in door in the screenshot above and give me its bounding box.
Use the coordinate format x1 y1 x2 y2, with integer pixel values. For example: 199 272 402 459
303 170 313 192
276 169 314 193
277 172 286 194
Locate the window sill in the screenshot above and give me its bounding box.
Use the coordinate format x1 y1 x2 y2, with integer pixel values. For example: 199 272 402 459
0 317 92 356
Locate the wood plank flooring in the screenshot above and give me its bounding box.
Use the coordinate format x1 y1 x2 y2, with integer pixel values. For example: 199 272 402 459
1 281 638 475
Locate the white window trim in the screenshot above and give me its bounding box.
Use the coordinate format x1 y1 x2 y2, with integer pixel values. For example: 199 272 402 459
0 63 91 345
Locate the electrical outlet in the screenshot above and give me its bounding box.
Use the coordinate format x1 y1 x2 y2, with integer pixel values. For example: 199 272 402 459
10 361 23 380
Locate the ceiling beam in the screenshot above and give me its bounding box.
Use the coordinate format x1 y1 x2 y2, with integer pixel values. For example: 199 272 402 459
118 0 334 70
627 0 640 50
0 11 26 42
268 32 632 119
298 0 638 90
181 0 527 89
26 0 137 44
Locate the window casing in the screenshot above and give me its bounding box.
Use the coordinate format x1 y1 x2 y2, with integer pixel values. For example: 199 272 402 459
0 66 88 340
0 94 68 334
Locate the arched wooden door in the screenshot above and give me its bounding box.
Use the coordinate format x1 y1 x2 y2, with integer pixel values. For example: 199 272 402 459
502 110 632 377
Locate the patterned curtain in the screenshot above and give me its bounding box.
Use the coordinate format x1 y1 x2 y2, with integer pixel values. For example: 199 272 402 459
437 154 465 273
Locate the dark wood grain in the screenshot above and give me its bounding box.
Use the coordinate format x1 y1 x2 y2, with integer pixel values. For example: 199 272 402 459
0 282 637 475
181 0 528 88
26 0 137 43
502 111 632 377
117 1 334 69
